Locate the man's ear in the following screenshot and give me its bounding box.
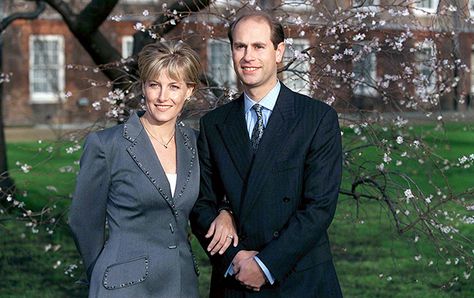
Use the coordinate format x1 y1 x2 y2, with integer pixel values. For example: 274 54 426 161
275 42 285 63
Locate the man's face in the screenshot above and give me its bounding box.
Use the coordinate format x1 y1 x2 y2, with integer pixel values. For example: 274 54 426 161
231 17 285 98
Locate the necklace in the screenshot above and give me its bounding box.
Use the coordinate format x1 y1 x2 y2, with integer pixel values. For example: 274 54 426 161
141 119 175 149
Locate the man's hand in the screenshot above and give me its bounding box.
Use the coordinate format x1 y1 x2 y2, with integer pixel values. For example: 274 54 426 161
205 210 238 255
232 250 265 291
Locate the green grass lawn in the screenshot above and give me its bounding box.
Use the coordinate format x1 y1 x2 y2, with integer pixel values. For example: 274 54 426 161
0 123 473 297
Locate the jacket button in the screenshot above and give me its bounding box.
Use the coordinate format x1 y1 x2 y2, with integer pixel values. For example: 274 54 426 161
273 231 279 238
283 197 290 203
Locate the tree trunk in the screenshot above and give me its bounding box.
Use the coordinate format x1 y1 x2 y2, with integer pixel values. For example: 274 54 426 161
0 33 15 199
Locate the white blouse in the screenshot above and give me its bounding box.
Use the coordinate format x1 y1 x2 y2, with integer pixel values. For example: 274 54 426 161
165 173 177 198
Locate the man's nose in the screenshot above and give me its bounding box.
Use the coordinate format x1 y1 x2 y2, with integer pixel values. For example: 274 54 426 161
243 48 255 61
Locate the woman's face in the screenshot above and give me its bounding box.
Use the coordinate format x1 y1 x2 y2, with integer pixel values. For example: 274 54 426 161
142 71 194 126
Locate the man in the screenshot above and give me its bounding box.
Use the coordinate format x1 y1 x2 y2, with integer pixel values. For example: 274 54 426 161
191 10 343 297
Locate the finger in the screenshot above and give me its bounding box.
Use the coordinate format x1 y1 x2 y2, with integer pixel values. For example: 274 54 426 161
206 230 220 252
233 234 239 247
207 237 220 254
210 233 226 255
205 221 216 238
218 236 232 254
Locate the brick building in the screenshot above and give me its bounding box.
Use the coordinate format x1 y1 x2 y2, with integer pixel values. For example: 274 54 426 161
1 0 473 126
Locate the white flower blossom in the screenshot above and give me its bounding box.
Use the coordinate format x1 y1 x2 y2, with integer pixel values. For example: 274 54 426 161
353 33 366 41
21 164 32 173
404 189 414 200
133 22 146 32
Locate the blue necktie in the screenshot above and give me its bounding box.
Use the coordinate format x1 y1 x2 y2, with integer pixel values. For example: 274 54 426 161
250 104 264 151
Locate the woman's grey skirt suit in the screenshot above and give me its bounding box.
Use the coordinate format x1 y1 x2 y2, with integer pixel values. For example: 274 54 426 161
69 112 199 297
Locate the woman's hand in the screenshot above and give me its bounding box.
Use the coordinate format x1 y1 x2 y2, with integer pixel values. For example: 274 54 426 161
205 210 239 255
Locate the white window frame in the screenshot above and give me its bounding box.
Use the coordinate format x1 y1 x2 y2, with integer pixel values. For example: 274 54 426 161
122 0 158 3
413 0 439 15
213 0 241 8
283 39 311 96
122 35 134 58
281 0 314 11
207 39 236 88
352 0 380 11
415 40 437 95
352 44 377 97
29 35 65 103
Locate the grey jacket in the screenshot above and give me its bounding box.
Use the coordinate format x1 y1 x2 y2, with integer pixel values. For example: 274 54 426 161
69 112 199 297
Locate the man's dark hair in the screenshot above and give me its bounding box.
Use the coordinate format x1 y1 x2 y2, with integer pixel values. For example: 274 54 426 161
228 11 285 50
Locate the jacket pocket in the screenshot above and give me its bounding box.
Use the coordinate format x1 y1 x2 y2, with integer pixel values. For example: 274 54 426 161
102 255 149 290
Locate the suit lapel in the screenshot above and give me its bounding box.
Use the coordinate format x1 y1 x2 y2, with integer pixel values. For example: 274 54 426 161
124 112 177 215
216 96 253 180
240 85 299 222
174 126 197 206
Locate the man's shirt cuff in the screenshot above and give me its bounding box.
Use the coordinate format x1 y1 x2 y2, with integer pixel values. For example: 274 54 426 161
254 256 275 285
224 256 275 285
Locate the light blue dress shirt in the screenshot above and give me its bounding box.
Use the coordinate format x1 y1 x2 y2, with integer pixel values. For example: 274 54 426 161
244 81 281 139
225 81 281 285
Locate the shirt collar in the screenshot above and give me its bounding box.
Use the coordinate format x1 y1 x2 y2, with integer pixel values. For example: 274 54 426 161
244 81 281 113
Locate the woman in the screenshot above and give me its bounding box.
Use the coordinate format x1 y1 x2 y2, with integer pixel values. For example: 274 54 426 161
69 41 237 297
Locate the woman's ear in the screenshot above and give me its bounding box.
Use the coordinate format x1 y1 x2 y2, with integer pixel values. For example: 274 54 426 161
185 84 196 99
141 81 146 96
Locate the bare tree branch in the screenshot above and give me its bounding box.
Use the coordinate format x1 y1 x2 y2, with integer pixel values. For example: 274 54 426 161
77 0 119 34
0 1 46 33
42 0 123 83
133 0 211 53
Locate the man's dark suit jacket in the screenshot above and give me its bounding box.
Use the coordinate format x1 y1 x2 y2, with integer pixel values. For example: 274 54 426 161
191 84 343 297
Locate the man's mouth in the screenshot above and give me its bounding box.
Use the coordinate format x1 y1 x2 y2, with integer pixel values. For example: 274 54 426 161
241 66 259 72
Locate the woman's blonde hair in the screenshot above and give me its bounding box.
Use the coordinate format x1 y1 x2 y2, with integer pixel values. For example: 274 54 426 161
137 41 201 87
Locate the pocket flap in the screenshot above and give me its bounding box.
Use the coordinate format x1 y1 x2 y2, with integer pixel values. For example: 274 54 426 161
103 256 149 290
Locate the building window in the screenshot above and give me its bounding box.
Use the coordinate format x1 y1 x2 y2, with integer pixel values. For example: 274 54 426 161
352 0 379 8
415 40 437 95
353 44 377 97
29 35 65 103
207 39 236 88
414 0 438 13
281 0 313 11
122 36 134 58
283 39 311 95
283 0 306 5
470 0 474 16
122 0 158 3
